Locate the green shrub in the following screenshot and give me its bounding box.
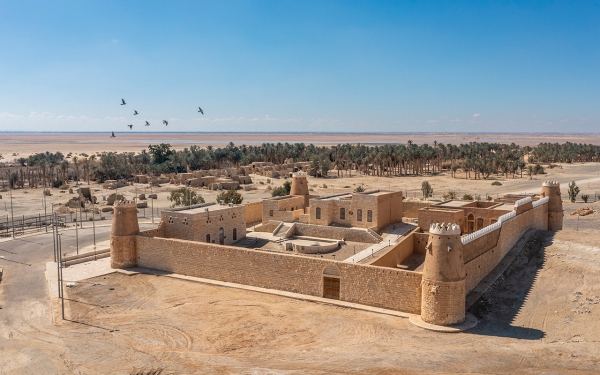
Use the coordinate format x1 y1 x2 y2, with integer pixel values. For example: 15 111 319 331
354 185 365 193
582 194 590 203
491 181 502 186
462 194 474 201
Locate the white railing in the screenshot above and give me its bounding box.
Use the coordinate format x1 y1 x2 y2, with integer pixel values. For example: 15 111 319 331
461 210 516 245
497 211 516 223
514 196 532 207
461 221 501 244
532 196 549 208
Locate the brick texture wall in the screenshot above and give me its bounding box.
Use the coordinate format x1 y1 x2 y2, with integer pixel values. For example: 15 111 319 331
294 223 380 243
464 204 548 292
244 201 263 224
135 236 423 313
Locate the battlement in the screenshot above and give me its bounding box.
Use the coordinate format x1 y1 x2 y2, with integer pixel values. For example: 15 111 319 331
514 196 532 207
292 172 307 177
429 222 461 235
114 199 137 208
542 180 560 187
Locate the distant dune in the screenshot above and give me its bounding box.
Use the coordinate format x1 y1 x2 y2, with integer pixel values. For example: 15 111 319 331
1 132 599 159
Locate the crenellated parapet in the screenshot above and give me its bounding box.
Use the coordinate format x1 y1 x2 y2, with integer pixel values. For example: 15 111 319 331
421 222 466 326
540 181 563 230
110 199 140 269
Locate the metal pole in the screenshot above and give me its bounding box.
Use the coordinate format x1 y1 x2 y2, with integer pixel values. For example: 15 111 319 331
10 188 14 238
92 200 96 248
52 220 57 262
59 234 65 320
151 185 154 224
56 233 61 298
44 190 48 232
75 209 79 255
80 205 83 228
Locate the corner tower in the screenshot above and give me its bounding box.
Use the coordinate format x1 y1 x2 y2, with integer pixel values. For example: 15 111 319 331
421 223 466 326
110 200 140 269
290 172 310 207
541 181 563 230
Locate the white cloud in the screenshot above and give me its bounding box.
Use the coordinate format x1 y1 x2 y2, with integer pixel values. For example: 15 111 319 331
472 113 481 118
427 120 439 123
450 119 462 123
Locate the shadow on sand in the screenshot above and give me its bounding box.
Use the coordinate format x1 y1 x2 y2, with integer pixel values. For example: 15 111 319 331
467 230 555 340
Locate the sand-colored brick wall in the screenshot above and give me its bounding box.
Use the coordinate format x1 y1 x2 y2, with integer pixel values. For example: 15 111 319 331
421 279 466 325
294 223 380 243
162 206 246 245
369 232 415 267
464 203 548 292
262 196 305 224
402 201 434 218
244 201 263 224
418 208 464 232
135 236 422 314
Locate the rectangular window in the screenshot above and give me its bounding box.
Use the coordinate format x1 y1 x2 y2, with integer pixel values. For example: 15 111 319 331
357 209 362 221
340 208 345 220
233 228 237 241
367 210 373 222
316 207 321 219
269 210 273 217
206 234 211 243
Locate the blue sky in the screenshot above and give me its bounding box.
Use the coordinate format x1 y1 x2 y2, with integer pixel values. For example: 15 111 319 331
0 1 599 133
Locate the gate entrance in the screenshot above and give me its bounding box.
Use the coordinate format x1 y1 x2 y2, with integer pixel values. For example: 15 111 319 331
323 277 340 300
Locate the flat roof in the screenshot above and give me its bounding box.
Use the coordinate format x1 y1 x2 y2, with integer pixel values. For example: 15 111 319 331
437 201 472 208
164 203 241 214
319 193 352 201
492 204 514 211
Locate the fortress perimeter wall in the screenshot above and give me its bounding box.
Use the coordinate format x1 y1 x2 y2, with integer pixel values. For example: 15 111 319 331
464 202 548 293
135 236 422 314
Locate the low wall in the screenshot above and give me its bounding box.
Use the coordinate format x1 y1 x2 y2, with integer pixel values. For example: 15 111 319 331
135 236 422 314
294 223 380 243
369 233 414 268
139 223 164 238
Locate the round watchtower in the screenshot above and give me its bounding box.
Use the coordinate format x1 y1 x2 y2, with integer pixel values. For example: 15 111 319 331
110 200 140 269
290 172 310 206
541 181 563 230
421 223 466 326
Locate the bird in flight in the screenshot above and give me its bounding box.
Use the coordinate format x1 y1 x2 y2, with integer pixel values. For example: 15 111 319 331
121 99 126 105
198 107 204 115
134 110 139 115
127 124 133 129
163 120 168 126
145 121 150 126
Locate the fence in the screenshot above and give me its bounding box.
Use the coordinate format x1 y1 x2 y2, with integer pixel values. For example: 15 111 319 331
1 213 66 237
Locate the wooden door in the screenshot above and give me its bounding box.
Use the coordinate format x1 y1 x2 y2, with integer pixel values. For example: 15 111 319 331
323 277 340 299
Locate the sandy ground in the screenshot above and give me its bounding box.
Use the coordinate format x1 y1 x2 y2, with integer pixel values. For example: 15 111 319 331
32 225 600 373
2 132 600 159
2 152 600 373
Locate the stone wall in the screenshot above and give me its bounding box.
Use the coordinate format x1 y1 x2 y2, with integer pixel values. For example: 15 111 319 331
162 206 246 245
262 195 306 224
136 236 422 314
417 207 464 232
244 201 263 224
402 201 434 218
464 203 548 292
294 223 380 243
369 233 414 268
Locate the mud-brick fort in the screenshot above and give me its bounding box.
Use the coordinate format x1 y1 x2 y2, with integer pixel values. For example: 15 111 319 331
110 177 563 327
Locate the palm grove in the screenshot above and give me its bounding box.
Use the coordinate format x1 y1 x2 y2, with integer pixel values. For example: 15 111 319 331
6 141 600 189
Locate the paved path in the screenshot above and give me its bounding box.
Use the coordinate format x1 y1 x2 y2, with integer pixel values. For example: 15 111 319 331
344 224 414 263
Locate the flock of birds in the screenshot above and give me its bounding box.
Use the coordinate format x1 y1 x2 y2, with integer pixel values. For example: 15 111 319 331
111 98 204 137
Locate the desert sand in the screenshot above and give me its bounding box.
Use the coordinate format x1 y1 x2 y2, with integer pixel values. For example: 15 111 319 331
2 132 600 160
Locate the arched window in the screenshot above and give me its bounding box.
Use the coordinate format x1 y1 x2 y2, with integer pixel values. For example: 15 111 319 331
367 210 373 222
491 219 498 224
467 214 475 232
316 207 321 219
357 209 363 221
340 208 346 220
